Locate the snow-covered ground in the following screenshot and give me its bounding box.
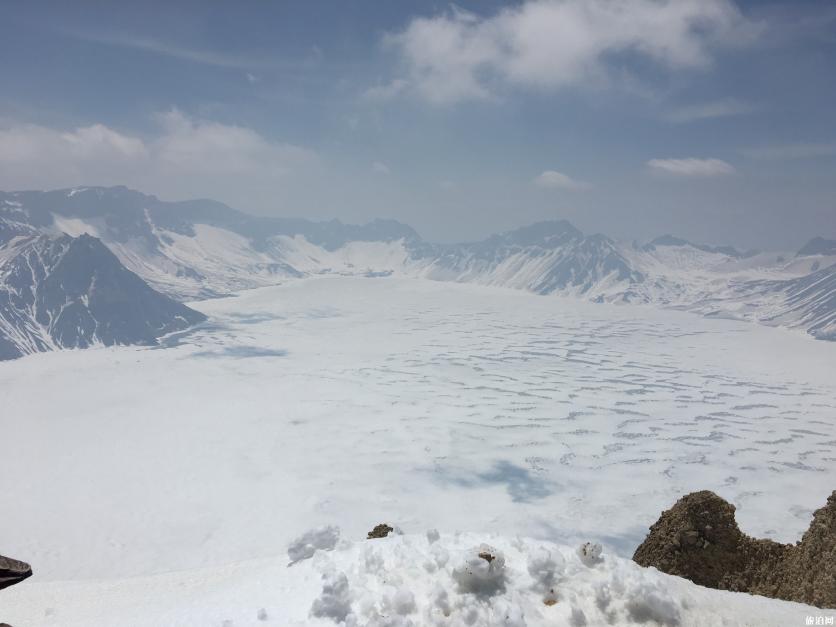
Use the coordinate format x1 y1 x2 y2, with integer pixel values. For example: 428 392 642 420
1 532 824 626
1 277 835 624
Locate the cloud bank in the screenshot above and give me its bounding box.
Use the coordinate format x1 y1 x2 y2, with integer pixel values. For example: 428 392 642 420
534 170 588 190
666 99 755 123
375 0 757 105
0 110 315 202
371 161 391 175
647 157 735 176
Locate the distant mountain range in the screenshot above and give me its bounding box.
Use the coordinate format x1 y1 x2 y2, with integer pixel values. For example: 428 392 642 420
1 186 834 359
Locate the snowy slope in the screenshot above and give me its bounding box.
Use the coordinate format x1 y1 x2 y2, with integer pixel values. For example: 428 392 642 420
0 232 206 360
718 263 836 340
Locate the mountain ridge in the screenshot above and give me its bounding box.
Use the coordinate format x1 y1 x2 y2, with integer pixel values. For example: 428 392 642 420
2 185 834 344
0 229 206 360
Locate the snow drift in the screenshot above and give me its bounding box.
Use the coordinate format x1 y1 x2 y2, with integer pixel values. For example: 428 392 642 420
0 532 826 626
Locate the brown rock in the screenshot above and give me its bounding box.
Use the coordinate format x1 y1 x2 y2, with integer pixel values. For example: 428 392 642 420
367 523 394 539
478 551 496 563
0 554 32 591
633 490 836 608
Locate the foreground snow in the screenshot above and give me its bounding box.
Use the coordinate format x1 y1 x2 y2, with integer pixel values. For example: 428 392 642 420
1 532 824 626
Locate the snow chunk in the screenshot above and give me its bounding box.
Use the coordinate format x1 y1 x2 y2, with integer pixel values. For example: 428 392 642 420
430 543 449 568
426 528 440 544
624 582 682 626
428 583 452 618
577 542 603 566
527 546 565 592
310 571 353 623
383 587 417 616
569 606 588 626
451 543 507 595
593 572 683 626
288 525 340 563
490 598 526 627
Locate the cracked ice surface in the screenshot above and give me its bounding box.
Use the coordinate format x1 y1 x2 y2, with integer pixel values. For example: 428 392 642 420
1 277 834 581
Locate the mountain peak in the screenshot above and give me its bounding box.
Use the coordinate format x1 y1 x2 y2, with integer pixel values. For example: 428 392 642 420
796 237 836 257
648 234 690 248
645 234 752 258
496 220 583 248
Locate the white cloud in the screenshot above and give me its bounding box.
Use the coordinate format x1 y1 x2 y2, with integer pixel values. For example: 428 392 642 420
742 142 836 160
371 161 391 175
153 109 314 175
363 79 409 102
534 170 589 190
0 123 149 187
666 99 755 123
0 111 316 200
0 123 147 168
379 0 757 105
647 157 735 176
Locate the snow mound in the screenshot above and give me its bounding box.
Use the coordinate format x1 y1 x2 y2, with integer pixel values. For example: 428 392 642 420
288 525 341 563
303 532 818 627
0 531 825 626
311 571 353 622
450 543 507 595
576 542 603 567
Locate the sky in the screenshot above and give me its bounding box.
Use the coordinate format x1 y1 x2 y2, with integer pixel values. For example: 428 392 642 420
0 0 834 250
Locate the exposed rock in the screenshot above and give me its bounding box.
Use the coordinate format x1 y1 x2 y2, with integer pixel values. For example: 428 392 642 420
367 523 394 539
0 554 32 591
478 551 496 563
633 490 836 608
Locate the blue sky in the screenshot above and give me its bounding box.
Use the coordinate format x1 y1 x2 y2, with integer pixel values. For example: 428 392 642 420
1 0 834 249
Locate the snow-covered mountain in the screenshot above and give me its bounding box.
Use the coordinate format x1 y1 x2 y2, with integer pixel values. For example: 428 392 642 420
0 230 206 360
419 221 647 302
1 186 834 344
705 262 836 341
797 236 836 257
1 187 420 299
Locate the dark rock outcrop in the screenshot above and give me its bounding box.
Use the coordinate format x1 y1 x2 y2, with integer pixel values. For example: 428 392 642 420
0 554 32 591
633 490 836 608
367 524 394 539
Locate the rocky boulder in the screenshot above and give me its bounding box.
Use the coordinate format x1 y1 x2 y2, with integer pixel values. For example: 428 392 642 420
0 554 32 591
367 524 394 539
633 490 836 608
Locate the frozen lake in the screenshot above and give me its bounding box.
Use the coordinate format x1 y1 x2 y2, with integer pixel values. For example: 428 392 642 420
2 276 835 581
